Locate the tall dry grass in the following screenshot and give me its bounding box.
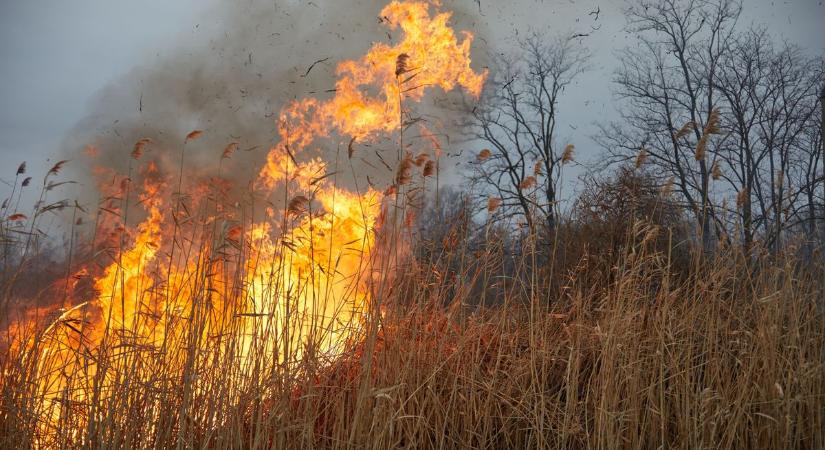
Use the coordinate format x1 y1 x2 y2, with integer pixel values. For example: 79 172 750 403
0 160 823 450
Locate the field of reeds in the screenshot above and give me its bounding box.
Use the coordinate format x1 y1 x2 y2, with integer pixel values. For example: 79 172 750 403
1 170 823 449
1 0 823 447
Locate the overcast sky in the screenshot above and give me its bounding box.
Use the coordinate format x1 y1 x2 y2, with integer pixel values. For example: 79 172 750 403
1 0 823 199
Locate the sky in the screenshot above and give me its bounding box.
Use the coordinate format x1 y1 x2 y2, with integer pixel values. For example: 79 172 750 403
0 0 823 204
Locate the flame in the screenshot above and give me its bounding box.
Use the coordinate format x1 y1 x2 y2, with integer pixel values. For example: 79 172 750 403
3 0 485 444
260 0 486 187
93 173 165 344
244 187 382 360
250 0 486 357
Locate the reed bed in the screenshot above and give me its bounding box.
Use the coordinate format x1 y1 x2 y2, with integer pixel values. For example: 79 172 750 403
1 190 823 449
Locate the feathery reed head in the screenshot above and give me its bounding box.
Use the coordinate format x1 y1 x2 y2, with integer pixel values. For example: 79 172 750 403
395 53 410 76
48 160 69 176
674 121 695 140
222 142 239 160
519 176 536 190
711 160 722 180
422 160 435 177
533 160 543 176
561 144 575 164
635 147 648 168
185 130 203 143
736 188 748 209
704 108 721 135
695 135 708 161
414 153 429 167
487 197 502 213
287 195 309 216
477 148 492 162
132 138 152 160
396 154 414 185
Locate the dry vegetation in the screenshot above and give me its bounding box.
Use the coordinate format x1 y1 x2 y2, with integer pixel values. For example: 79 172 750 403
1 0 824 448
1 173 823 449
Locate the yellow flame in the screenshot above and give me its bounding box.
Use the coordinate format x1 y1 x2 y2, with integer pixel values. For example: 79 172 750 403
6 0 486 443
260 0 486 187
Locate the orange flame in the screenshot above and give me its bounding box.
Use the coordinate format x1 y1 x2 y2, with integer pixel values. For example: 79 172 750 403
260 0 486 187
4 0 486 443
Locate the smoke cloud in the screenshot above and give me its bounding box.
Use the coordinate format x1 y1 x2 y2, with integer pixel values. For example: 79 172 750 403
61 0 490 213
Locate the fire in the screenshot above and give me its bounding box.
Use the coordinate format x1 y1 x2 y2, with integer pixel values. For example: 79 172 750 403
244 187 383 360
2 0 485 445
93 169 165 344
260 0 486 186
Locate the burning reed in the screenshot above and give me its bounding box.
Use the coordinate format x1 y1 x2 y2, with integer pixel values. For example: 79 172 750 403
1 0 823 449
3 203 823 449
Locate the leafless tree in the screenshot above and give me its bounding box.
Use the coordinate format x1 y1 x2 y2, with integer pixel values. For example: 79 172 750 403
599 0 742 250
467 31 590 234
790 87 825 252
792 124 825 252
713 28 825 251
603 0 825 253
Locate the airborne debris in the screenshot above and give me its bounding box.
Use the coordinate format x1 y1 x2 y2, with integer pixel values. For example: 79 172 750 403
301 57 330 77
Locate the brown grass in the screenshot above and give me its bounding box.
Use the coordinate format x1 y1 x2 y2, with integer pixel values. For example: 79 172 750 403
1 163 823 449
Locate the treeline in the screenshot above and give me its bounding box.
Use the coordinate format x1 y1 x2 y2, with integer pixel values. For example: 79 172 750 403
463 0 824 256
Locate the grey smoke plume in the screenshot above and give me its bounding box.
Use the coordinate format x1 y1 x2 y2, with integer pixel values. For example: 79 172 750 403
61 0 490 211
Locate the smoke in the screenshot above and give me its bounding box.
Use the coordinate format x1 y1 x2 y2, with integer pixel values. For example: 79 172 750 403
61 0 490 213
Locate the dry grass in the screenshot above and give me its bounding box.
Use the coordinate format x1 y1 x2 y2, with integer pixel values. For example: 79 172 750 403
0 167 823 449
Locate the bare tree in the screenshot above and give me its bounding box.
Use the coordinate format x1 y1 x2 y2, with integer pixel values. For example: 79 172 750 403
791 124 825 251
713 28 825 251
467 31 589 234
600 0 742 250
792 85 825 251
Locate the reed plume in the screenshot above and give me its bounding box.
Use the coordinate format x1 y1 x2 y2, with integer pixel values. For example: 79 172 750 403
477 148 492 162
561 144 575 164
